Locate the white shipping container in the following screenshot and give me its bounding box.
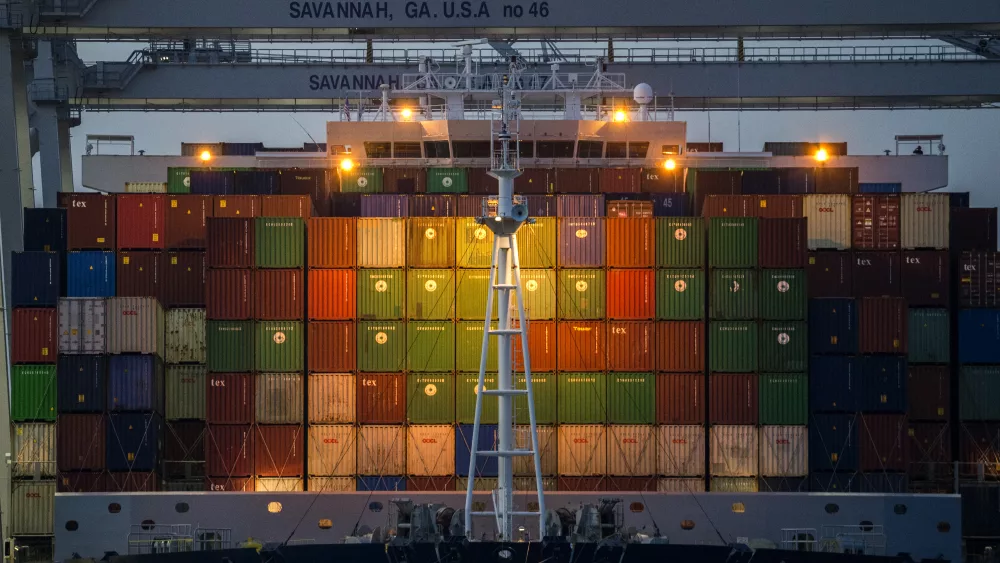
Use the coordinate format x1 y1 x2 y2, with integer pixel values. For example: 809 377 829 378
357 424 405 475
58 298 106 354
711 477 759 492
901 193 950 249
557 425 607 476
514 425 557 476
126 182 168 193
357 218 405 267
308 374 356 423
256 477 304 492
107 297 164 355
165 308 206 363
12 481 55 535
710 425 759 477
12 422 56 478
308 477 356 492
307 425 357 476
256 373 304 424
608 425 656 476
407 425 456 476
657 478 706 492
804 194 852 250
165 365 206 420
656 425 706 476
758 425 808 477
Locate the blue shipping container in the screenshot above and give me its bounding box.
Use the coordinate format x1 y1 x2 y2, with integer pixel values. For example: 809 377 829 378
221 142 264 156
57 355 107 413
456 424 499 477
557 195 605 217
858 472 908 493
859 183 902 194
235 170 279 195
409 195 455 217
107 355 163 412
757 477 809 492
356 476 407 491
66 251 116 298
778 168 816 194
809 413 859 472
361 194 410 217
808 298 858 355
859 355 907 413
959 309 1000 364
810 471 860 492
191 170 236 195
948 192 970 208
651 193 690 217
809 355 860 413
106 411 162 472
23 208 67 252
12 251 61 307
740 170 782 195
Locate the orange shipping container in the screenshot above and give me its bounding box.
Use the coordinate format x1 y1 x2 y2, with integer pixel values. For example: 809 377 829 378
254 270 304 320
513 320 556 373
12 308 57 364
213 196 260 218
254 424 304 477
557 321 606 371
308 218 356 268
607 321 653 371
261 195 313 218
308 270 356 320
655 321 704 372
606 218 654 267
356 373 405 423
607 269 655 319
308 322 356 372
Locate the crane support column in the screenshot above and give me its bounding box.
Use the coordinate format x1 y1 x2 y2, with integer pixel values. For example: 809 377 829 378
34 39 72 206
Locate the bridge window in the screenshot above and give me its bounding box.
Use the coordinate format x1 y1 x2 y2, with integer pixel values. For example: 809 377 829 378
519 141 534 158
577 141 603 158
364 142 391 159
424 141 450 158
607 142 627 158
393 142 421 158
628 142 650 158
330 144 351 155
536 141 574 158
453 141 491 158
661 144 681 156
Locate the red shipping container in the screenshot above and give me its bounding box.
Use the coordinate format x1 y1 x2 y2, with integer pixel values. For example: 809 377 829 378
59 192 116 250
605 477 657 491
107 471 160 492
116 251 161 298
160 251 207 308
308 218 356 268
57 414 106 471
357 373 405 423
756 195 804 218
513 320 556 373
254 269 304 320
908 366 950 422
708 373 759 425
516 168 554 194
308 269 355 320
165 195 213 249
759 218 807 268
261 195 313 218
692 170 741 215
206 269 252 320
606 218 654 268
607 270 655 319
853 251 900 298
858 414 909 472
255 424 304 477
213 195 260 218
206 424 254 476
655 321 704 373
554 169 601 194
607 321 653 371
557 477 606 491
407 476 456 491
606 201 653 218
702 195 756 217
308 321 357 372
58 471 108 492
12 308 57 364
908 422 951 481
206 475 255 491
852 195 900 250
859 297 907 354
207 218 255 268
206 373 255 424
164 421 206 479
557 321 606 371
901 251 950 307
959 251 1000 308
951 208 998 252
117 194 166 250
807 251 853 297
656 373 706 424
599 168 641 193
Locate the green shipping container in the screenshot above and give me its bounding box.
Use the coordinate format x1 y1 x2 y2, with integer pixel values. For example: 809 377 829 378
908 308 950 364
207 320 254 372
960 366 1000 421
357 321 405 372
710 269 757 319
758 269 807 320
408 217 456 267
456 321 498 372
759 322 808 372
167 167 192 193
558 269 606 319
427 168 469 193
557 372 607 423
518 218 557 268
406 269 455 320
607 372 655 424
10 365 56 422
515 373 557 424
759 373 808 425
656 217 705 268
357 268 405 320
457 218 495 268
456 373 498 424
520 269 556 320
456 269 498 320
710 321 758 373
255 321 303 372
255 217 305 268
407 321 456 372
708 217 757 268
407 373 455 424
656 269 705 320
339 167 383 193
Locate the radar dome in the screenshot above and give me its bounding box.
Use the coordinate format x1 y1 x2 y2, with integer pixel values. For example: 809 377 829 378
633 83 654 104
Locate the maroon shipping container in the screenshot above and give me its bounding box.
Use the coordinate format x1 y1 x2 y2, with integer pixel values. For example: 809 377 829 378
384 167 425 193
160 251 207 308
116 251 161 298
702 195 755 217
607 321 654 371
959 251 1000 308
308 321 357 372
206 269 252 320
557 477 606 491
206 373 255 424
640 168 683 193
852 251 900 297
859 297 907 354
557 321 606 371
599 168 641 194
607 270 655 319
951 208 998 252
692 170 741 215
261 195 313 219
356 373 405 423
165 421 206 479
656 373 706 424
606 201 653 218
206 424 254 476
255 424 304 477
516 169 554 194
901 251 950 307
756 195 804 218
165 195 212 249
407 476 456 491
254 269 304 320
59 192 117 250
960 423 1000 473
213 195 260 218
655 321 704 373
807 251 853 297
709 373 759 425
12 308 57 364
513 320 556 373
308 218 356 269
107 472 160 492
606 218 654 268
555 169 600 194
605 477 657 491
858 414 909 472
117 194 166 250
58 471 108 492
908 422 951 481
908 366 950 422
57 414 106 471
759 218 807 268
206 475 256 491
815 167 859 195
557 195 605 218
852 195 900 250
207 218 255 269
